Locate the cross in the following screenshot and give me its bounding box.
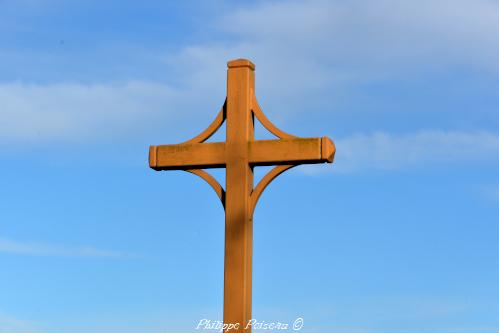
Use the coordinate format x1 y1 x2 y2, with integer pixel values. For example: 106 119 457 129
149 59 335 332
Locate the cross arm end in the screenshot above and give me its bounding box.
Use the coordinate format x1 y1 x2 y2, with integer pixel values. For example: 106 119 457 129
249 137 335 166
149 145 159 170
321 136 335 163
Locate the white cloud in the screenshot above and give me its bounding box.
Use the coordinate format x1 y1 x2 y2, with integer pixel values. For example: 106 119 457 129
303 130 499 173
161 0 499 110
0 81 182 144
218 0 499 74
0 237 132 258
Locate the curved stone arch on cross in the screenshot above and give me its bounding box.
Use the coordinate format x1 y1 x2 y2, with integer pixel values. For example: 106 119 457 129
149 78 335 215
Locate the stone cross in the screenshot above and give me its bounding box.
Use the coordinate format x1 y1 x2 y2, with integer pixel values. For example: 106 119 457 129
149 59 335 332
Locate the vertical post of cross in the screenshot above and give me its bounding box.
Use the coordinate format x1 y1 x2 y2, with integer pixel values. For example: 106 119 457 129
224 59 255 332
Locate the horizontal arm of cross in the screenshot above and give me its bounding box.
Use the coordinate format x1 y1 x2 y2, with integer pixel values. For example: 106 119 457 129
149 137 334 171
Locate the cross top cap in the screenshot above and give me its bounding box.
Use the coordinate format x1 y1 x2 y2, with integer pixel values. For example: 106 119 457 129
227 58 255 70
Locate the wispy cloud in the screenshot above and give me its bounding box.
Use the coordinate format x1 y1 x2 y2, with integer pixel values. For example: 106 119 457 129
0 237 132 258
218 0 499 73
0 81 181 144
166 0 499 99
303 130 499 173
481 184 499 203
0 312 43 333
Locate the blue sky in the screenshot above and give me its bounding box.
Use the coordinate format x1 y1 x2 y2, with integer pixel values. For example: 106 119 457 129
1 0 499 332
